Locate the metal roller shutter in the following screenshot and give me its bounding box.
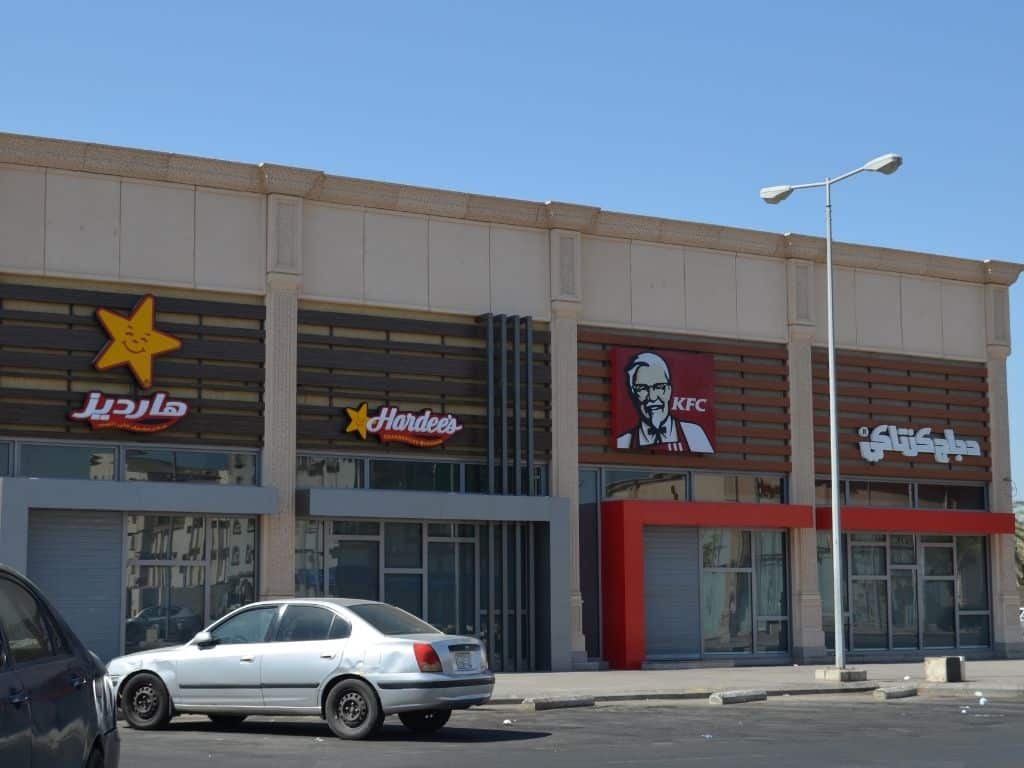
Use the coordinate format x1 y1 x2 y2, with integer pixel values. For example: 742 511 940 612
28 510 123 662
643 526 700 659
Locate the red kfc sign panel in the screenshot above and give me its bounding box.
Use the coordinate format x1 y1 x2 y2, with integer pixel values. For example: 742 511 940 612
610 348 716 454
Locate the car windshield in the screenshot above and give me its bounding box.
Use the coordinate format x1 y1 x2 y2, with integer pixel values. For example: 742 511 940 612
348 603 441 636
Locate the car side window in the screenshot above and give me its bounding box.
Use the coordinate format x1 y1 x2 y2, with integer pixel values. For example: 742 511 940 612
328 616 351 640
0 578 59 665
210 607 277 645
274 606 338 642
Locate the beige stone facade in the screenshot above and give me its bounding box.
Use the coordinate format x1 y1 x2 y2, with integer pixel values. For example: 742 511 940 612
1 132 1021 666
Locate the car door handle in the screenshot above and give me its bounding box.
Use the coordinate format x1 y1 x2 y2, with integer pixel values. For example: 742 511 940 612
70 675 88 690
240 656 256 663
8 689 29 706
320 653 335 659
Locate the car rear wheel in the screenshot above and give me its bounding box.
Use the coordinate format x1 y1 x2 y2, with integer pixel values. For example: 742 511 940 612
122 672 171 730
207 714 248 728
399 709 451 734
324 679 382 740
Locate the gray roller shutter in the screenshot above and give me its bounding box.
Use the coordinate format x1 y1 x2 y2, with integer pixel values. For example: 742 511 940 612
28 510 123 662
644 526 700 659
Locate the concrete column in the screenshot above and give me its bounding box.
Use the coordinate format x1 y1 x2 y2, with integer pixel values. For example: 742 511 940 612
549 229 588 666
787 258 826 663
259 195 303 599
986 344 1023 657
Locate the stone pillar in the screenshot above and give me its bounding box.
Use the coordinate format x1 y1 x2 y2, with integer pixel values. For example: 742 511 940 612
786 258 826 662
549 229 588 666
985 282 1022 655
259 195 302 599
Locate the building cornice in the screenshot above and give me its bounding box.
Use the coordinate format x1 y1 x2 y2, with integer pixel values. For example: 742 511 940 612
2 131 1020 286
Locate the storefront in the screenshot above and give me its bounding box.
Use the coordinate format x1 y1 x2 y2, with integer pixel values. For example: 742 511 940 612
0 132 1020 671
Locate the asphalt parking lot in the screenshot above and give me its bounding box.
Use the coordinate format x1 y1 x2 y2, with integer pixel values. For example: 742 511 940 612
119 695 1024 768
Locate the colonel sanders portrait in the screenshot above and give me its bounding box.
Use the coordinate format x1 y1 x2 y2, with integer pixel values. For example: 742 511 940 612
615 351 714 453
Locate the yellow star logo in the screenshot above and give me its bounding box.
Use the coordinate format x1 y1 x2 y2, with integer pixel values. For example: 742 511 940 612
93 294 182 389
345 402 370 440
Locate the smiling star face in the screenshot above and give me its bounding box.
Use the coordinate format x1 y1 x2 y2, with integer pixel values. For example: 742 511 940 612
93 294 182 388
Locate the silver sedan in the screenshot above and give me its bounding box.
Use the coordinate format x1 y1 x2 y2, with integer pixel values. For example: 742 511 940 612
107 598 493 739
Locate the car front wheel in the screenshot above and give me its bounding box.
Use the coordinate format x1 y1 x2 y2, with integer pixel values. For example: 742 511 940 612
122 672 172 730
324 679 382 740
399 709 451 734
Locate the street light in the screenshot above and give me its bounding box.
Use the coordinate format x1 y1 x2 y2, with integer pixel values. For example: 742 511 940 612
760 153 902 670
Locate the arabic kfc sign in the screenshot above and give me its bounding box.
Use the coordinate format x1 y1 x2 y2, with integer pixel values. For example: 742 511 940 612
858 425 982 465
610 347 716 454
345 402 463 449
68 294 189 433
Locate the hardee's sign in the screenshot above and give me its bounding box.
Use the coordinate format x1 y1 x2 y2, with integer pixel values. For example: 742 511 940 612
345 402 463 448
68 294 189 433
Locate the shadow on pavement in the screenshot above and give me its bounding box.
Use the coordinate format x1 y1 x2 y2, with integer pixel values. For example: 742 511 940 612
164 719 550 744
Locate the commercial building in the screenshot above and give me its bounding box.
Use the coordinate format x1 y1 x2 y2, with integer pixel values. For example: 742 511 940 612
0 133 1020 671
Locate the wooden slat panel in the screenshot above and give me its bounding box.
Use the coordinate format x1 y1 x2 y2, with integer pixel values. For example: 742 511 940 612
580 451 791 474
579 329 788 359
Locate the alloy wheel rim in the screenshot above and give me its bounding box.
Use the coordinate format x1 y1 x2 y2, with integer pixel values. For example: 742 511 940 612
338 691 368 727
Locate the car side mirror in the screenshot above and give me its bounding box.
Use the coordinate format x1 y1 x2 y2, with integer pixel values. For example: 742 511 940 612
193 631 217 648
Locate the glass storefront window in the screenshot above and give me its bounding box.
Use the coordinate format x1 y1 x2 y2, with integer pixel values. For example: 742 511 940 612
923 580 956 647
956 537 988 611
296 455 362 489
701 530 751 569
371 460 459 492
428 542 457 634
890 534 917 565
851 545 886 576
851 581 888 649
125 449 257 485
295 519 324 597
604 470 686 501
20 443 115 480
385 573 423 617
848 481 911 507
701 572 753 653
124 564 205 654
384 523 422 568
328 540 379 601
0 442 10 475
924 547 954 576
755 532 787 617
958 615 991 647
890 570 918 648
945 486 986 510
208 517 256 621
333 521 379 536
126 515 205 561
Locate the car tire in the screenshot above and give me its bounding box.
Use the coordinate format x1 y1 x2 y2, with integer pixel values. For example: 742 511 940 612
324 679 382 740
207 714 248 728
122 672 172 730
399 709 451 734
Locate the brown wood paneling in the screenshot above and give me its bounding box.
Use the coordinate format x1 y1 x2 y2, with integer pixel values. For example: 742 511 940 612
811 348 990 480
0 281 265 447
296 308 551 461
578 327 790 472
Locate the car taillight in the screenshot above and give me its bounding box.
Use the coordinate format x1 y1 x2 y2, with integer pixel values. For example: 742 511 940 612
414 642 442 673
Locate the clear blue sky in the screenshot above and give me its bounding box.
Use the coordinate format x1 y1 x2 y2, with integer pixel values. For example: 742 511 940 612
3 2 1023 499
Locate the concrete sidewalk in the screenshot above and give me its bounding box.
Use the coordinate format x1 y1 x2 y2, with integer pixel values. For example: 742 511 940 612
491 660 1024 704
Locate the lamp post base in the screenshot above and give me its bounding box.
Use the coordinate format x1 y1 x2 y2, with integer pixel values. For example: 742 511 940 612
815 668 869 683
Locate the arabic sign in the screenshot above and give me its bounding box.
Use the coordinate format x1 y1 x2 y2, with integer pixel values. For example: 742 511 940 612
70 391 190 433
858 425 982 464
610 348 715 454
345 402 463 448
67 294 189 433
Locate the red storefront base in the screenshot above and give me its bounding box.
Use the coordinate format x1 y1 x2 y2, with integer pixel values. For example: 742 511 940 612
814 507 1015 534
601 500 815 671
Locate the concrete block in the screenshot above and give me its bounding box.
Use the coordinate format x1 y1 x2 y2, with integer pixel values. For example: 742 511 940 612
873 685 918 701
521 696 595 711
924 656 966 683
708 689 767 705
815 668 868 682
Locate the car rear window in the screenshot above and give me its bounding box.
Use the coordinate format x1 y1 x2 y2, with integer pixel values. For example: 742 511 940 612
348 604 440 636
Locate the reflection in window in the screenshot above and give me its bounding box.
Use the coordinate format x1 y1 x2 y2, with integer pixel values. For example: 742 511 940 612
328 540 379 601
19 444 115 480
604 470 686 501
208 517 257 621
126 515 205 561
0 442 12 475
701 530 751 569
848 481 911 507
702 572 753 653
295 519 324 597
125 449 257 485
370 460 459 492
296 455 362 489
124 565 205 654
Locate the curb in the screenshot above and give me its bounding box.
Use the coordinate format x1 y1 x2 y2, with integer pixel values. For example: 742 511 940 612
873 685 918 701
710 689 767 705
521 696 596 711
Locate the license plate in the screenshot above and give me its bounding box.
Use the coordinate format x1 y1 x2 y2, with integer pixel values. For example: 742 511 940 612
454 651 473 672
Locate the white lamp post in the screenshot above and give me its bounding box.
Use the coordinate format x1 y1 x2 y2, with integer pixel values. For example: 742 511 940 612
760 153 902 669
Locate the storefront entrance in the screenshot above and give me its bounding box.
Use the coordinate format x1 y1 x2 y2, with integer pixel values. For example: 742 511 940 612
643 527 700 659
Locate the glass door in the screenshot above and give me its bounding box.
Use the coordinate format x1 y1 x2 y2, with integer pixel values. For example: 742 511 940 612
921 540 956 648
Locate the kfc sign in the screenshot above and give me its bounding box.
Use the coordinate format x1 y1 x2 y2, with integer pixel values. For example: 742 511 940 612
345 402 463 449
611 348 715 454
